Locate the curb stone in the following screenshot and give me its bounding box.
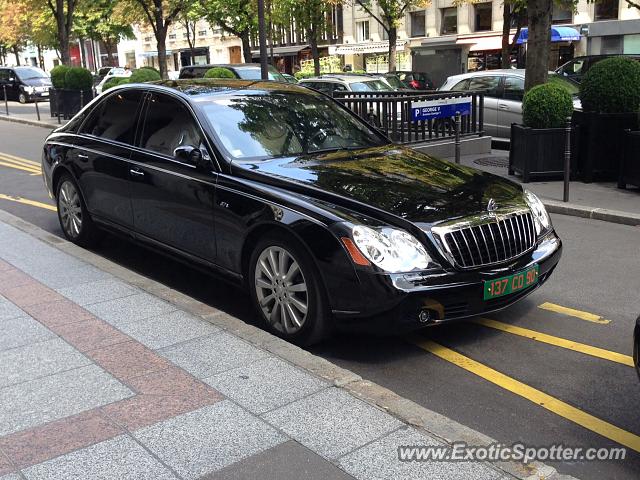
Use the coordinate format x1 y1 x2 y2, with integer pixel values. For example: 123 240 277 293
543 199 640 227
0 113 60 129
0 208 579 480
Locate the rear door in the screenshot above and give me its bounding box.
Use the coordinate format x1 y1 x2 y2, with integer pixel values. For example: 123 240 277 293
497 75 525 139
466 75 502 138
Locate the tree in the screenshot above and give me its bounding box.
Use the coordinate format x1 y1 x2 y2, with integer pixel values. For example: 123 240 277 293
180 1 202 65
198 0 257 63
44 0 79 65
0 0 31 65
500 0 526 68
524 0 551 91
353 0 429 72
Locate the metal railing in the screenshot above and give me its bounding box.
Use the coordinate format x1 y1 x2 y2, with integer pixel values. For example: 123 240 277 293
334 90 485 145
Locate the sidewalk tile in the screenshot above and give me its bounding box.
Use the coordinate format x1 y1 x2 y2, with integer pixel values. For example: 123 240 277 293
22 299 94 328
1 282 60 308
56 278 139 306
205 357 327 414
0 269 32 290
85 293 176 327
0 316 55 352
202 440 356 480
126 366 215 400
0 473 20 480
0 453 14 477
50 317 131 352
115 310 219 350
22 435 178 480
19 264 109 290
0 259 14 272
262 387 402 460
0 338 90 388
0 296 26 322
89 340 172 381
135 401 286 479
0 409 123 469
338 427 504 480
158 332 269 379
0 365 133 437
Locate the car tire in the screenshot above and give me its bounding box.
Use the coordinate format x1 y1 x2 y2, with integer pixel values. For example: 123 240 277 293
56 174 102 247
248 232 330 346
18 92 27 104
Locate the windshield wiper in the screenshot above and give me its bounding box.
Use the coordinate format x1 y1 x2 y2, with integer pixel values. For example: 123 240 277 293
306 145 366 155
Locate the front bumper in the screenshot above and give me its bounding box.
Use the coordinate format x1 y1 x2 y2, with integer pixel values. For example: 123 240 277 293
334 231 562 333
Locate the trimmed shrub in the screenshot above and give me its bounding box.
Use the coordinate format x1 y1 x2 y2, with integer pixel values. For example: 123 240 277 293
138 65 160 76
579 57 640 113
102 77 129 91
50 65 70 89
523 82 573 129
128 68 162 83
204 67 235 79
64 67 93 90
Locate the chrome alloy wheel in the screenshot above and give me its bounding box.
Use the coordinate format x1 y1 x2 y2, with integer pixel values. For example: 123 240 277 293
58 181 82 238
254 246 308 334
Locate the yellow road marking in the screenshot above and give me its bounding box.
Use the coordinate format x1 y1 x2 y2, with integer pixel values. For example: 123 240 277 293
474 318 633 367
0 160 41 175
0 193 55 211
0 151 40 167
538 302 611 324
413 338 640 453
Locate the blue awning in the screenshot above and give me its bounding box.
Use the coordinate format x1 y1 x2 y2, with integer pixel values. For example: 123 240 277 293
516 26 581 44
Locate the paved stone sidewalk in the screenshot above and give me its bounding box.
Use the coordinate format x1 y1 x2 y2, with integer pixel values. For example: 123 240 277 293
0 102 58 129
0 220 514 480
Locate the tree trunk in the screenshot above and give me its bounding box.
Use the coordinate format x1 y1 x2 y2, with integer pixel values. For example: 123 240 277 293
55 0 71 65
309 30 320 76
525 0 552 91
387 27 397 72
105 40 115 66
501 3 513 68
156 28 168 79
241 33 253 63
37 44 44 69
13 45 20 66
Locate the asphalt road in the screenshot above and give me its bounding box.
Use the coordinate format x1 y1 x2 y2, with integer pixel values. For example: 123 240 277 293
1 120 639 480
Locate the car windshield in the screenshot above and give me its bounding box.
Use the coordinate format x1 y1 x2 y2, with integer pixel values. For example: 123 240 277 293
200 91 387 161
349 80 392 92
548 73 579 96
382 76 403 89
15 67 48 80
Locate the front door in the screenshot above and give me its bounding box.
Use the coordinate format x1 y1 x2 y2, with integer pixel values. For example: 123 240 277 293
128 92 217 262
229 46 241 64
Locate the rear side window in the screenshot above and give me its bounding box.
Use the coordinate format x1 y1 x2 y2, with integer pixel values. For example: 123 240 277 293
467 76 501 97
81 91 142 144
503 76 525 101
452 79 470 90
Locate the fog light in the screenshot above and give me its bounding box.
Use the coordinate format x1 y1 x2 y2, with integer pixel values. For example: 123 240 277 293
418 309 431 323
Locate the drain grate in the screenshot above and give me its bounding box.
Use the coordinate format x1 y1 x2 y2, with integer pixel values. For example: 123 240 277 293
473 157 509 168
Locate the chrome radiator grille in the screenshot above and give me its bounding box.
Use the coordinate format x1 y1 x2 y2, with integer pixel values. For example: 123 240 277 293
439 212 536 269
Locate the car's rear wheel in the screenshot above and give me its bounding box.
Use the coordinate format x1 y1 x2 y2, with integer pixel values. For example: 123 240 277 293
249 233 329 346
56 174 101 247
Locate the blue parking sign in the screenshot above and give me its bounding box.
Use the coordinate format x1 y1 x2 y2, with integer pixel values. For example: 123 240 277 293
411 97 472 121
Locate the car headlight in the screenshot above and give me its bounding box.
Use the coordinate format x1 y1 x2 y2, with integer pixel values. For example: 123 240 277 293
23 86 35 94
349 225 433 273
524 189 551 236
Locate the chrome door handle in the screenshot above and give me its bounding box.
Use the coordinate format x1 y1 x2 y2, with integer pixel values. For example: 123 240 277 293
77 153 89 159
130 168 145 177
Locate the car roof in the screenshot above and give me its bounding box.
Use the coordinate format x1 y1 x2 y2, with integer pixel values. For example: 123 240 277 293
445 69 525 82
300 74 381 83
180 63 266 71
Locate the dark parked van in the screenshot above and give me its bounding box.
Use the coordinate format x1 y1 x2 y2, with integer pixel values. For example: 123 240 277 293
556 55 640 83
178 63 287 82
0 66 52 103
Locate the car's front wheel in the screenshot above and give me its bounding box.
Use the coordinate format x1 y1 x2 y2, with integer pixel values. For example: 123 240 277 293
249 233 329 346
18 92 28 104
56 174 101 247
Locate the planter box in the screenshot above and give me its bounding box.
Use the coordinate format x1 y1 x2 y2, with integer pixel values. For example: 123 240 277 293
49 88 94 120
509 124 579 183
619 130 640 189
573 110 639 183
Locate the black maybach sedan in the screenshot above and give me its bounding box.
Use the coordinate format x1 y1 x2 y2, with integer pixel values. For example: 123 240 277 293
41 79 562 345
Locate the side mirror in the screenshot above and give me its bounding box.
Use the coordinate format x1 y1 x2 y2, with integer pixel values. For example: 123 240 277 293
8 77 16 83
173 145 209 171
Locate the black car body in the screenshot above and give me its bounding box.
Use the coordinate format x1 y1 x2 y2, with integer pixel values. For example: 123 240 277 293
389 71 434 90
178 63 287 82
555 54 640 83
0 66 52 103
41 79 561 344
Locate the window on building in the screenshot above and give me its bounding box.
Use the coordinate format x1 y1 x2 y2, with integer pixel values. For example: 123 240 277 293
198 30 207 36
356 20 370 42
595 0 619 21
410 11 426 38
475 3 492 32
168 34 176 40
552 4 573 24
441 8 458 35
601 35 623 54
144 36 152 42
183 33 188 39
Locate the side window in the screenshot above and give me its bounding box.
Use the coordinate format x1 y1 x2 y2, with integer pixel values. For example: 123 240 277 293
0 69 9 81
333 83 348 92
452 79 470 90
468 76 501 97
140 93 202 160
503 76 525 101
81 90 142 144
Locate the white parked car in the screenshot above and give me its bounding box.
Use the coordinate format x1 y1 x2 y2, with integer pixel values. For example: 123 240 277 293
439 69 580 141
95 68 132 94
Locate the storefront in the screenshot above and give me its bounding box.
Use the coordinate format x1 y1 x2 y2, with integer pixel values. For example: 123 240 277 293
516 26 581 69
583 19 640 55
330 40 407 73
456 34 521 71
411 37 462 88
250 45 311 74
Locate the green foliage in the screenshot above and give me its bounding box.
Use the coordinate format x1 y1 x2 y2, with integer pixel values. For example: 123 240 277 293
204 67 236 79
579 57 640 113
128 68 162 83
50 65 70 89
138 65 160 76
294 71 318 80
102 76 129 91
64 67 93 90
523 82 573 129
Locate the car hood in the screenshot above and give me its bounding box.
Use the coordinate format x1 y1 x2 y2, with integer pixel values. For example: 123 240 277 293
21 77 51 87
234 145 526 226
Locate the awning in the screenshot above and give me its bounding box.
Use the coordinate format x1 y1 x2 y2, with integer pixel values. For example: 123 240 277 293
251 45 309 57
516 26 581 44
139 50 173 58
330 40 406 55
456 35 514 52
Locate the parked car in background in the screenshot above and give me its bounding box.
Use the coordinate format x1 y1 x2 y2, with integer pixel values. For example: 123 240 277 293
95 67 132 94
282 73 298 84
555 54 640 83
370 73 406 90
439 69 579 141
41 79 561 345
178 63 287 82
298 74 393 97
389 71 434 90
0 66 51 103
93 66 114 86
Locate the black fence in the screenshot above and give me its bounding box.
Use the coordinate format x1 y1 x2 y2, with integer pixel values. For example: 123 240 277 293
334 90 484 145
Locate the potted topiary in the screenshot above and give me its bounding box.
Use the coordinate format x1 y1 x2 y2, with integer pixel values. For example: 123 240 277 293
127 68 162 83
204 67 236 79
619 130 640 189
509 83 577 183
574 57 640 182
49 65 69 117
50 66 95 119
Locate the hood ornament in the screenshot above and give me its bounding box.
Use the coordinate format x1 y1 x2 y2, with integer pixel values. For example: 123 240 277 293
487 198 498 212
